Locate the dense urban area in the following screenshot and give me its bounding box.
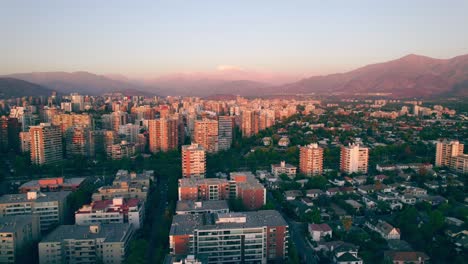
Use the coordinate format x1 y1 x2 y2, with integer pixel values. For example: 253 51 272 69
0 92 466 264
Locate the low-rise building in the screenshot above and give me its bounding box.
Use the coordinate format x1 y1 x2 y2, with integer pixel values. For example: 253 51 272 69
0 191 70 232
308 223 332 241
38 224 134 264
75 197 144 229
365 220 401 240
271 161 297 178
19 177 86 193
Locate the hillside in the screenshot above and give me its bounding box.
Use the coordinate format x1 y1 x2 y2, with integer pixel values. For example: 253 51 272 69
277 54 468 98
0 78 53 98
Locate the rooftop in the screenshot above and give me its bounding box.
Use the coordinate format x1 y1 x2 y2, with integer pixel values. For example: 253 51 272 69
41 223 132 242
170 210 287 236
0 191 71 204
176 200 229 212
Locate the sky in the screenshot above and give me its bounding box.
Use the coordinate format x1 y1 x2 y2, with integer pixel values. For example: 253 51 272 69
1 0 468 79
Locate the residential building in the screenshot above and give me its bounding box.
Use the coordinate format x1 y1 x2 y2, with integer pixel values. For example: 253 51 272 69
111 111 129 132
19 131 31 153
52 113 93 133
149 118 179 152
0 191 70 232
0 215 40 264
217 116 233 151
65 126 93 157
435 139 464 167
365 220 401 240
178 178 230 201
229 172 266 210
38 224 134 264
75 197 144 229
309 223 332 242
182 143 206 178
340 143 369 174
450 154 468 174
169 210 288 263
271 161 297 178
107 140 136 160
29 123 63 165
175 200 229 215
19 177 86 193
299 143 324 176
92 170 153 202
241 110 259 137
118 123 141 143
193 119 218 153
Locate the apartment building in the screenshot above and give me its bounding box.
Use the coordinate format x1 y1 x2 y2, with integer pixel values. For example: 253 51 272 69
0 215 40 264
299 143 324 176
92 170 153 202
148 118 179 152
450 154 468 174
38 224 134 264
193 119 219 153
175 200 230 215
19 177 86 193
75 197 144 229
0 191 70 232
340 143 369 174
217 116 233 151
30 123 63 165
182 143 206 178
169 210 288 264
435 139 464 167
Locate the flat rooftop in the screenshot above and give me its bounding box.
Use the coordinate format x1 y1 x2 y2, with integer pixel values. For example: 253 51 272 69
170 210 287 236
19 177 86 188
176 200 229 212
0 191 71 204
40 223 132 243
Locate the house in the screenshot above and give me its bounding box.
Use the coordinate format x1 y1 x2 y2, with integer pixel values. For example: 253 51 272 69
296 179 308 188
399 195 416 205
329 179 345 186
326 188 339 196
353 176 367 185
374 174 388 182
333 243 363 264
445 217 464 227
418 195 447 206
284 190 302 201
362 196 377 209
271 161 297 178
384 251 429 264
301 197 314 207
404 187 427 197
345 199 363 211
309 223 332 241
365 220 401 240
306 189 324 199
278 137 290 147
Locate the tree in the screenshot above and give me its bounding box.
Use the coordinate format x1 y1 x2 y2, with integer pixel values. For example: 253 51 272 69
342 217 353 232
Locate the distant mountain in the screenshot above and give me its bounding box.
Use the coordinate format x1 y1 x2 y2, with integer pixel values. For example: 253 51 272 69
5 71 154 96
0 77 53 98
142 78 270 97
276 54 468 98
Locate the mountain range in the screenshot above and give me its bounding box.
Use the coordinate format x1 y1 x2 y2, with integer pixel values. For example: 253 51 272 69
0 78 53 98
2 53 467 98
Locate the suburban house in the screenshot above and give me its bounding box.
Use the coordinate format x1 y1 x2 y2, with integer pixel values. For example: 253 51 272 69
365 220 401 240
309 223 332 241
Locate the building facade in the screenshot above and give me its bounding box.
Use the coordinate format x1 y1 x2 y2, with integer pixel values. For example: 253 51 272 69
435 139 464 167
299 143 324 176
182 144 206 178
30 123 63 165
340 143 369 174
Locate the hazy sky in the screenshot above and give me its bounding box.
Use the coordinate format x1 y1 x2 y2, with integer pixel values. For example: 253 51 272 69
1 0 468 78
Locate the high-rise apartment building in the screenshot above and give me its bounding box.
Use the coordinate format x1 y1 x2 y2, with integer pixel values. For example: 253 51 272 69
340 143 369 174
193 119 218 153
148 118 179 152
218 116 233 151
111 111 129 132
29 123 63 165
169 210 289 263
241 110 259 137
181 143 206 178
299 143 324 176
65 126 93 157
450 154 468 174
435 139 464 167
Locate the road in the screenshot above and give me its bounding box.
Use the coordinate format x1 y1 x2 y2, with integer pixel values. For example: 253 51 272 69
267 191 317 264
146 175 168 263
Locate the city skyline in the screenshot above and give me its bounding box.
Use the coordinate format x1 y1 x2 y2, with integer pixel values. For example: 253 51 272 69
2 1 468 78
